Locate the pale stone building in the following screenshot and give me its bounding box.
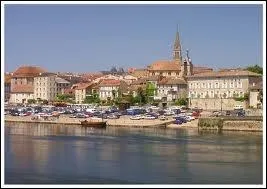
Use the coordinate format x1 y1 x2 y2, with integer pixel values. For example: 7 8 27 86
99 80 128 100
34 72 70 101
187 69 262 110
74 83 96 104
156 77 187 102
10 66 46 104
249 81 263 109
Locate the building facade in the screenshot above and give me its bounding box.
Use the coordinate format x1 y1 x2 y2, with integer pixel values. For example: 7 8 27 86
187 69 262 110
34 73 70 101
74 83 95 104
10 66 46 104
156 78 187 102
99 80 128 100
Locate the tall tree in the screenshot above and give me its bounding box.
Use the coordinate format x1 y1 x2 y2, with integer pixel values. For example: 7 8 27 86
246 64 263 75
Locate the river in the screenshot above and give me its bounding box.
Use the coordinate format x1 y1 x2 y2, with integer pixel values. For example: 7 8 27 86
4 123 263 184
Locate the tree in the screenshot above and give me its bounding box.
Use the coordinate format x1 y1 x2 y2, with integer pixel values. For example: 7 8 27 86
246 64 263 75
146 82 156 97
27 99 36 104
56 94 74 103
83 93 100 104
112 89 117 99
175 98 188 106
136 87 147 105
233 92 249 102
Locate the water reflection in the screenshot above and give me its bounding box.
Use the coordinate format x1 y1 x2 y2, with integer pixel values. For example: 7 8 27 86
5 123 263 184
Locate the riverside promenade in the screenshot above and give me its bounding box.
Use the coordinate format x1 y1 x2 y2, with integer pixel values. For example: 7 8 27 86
4 115 180 129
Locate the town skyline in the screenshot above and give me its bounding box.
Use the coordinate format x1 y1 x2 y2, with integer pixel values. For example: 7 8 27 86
4 3 264 73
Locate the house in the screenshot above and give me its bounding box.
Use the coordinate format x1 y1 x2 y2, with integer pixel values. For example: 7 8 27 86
74 83 95 104
99 79 128 100
10 66 46 104
249 81 263 109
156 77 187 103
33 72 70 101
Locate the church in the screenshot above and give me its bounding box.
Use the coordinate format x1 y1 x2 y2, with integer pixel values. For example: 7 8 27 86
147 29 193 78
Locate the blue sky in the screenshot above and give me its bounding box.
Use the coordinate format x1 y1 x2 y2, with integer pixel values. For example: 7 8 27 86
4 3 263 73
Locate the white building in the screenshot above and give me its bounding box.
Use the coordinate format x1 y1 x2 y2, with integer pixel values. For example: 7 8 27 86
156 77 187 102
34 72 70 101
187 69 262 110
99 79 128 100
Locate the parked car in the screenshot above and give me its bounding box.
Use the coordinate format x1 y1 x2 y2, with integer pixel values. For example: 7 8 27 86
236 110 245 117
143 115 156 120
174 116 187 123
234 105 243 110
174 119 183 125
107 114 120 119
130 115 143 120
159 115 168 120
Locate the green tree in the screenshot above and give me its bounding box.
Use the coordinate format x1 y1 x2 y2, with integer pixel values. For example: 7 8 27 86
27 99 36 104
146 82 157 103
56 94 74 103
174 98 188 106
246 64 263 75
137 87 147 105
83 93 100 104
233 92 249 102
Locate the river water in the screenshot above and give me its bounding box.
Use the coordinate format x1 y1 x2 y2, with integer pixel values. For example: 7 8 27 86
4 123 263 184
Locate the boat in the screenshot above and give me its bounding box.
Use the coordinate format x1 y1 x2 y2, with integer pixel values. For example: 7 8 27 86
80 119 107 128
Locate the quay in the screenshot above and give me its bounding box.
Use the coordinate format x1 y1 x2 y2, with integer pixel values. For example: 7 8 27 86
198 116 263 132
4 115 175 129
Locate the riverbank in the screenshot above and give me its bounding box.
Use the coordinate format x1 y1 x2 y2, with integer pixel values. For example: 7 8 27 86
4 115 178 128
198 117 263 132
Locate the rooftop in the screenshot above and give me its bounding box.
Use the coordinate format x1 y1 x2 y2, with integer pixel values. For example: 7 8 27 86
188 69 261 79
12 66 46 78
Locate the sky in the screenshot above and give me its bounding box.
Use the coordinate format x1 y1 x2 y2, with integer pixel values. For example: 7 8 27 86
4 3 264 73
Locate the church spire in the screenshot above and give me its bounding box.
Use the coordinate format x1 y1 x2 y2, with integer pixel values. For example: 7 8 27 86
173 26 182 62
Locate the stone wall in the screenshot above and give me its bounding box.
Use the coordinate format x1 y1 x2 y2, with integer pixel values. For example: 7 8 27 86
190 98 247 110
198 117 263 132
223 120 262 131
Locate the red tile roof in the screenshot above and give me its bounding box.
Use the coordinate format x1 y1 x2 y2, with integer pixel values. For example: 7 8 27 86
147 60 181 71
75 83 93 90
11 84 34 93
189 69 261 79
99 79 121 86
193 66 213 74
12 66 46 78
64 88 75 94
158 77 187 85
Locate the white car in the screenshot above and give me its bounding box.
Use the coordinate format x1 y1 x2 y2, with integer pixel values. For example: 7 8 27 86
144 115 156 120
234 105 243 110
130 115 143 120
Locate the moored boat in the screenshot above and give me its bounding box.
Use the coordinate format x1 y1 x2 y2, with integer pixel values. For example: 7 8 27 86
80 119 107 128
